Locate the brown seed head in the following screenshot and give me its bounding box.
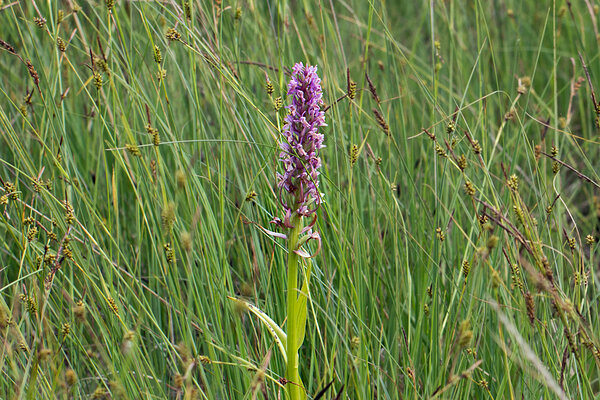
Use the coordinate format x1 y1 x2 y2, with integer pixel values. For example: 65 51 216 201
0 39 16 54
373 109 389 136
26 60 40 86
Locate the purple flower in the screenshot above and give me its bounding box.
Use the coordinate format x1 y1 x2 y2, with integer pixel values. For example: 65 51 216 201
277 63 326 220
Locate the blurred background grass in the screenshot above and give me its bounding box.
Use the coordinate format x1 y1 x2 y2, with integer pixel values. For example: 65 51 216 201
0 0 599 398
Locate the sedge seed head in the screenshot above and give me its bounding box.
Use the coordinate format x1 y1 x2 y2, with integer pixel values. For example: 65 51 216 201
347 79 357 100
462 260 470 278
125 143 141 157
507 174 519 191
164 243 175 263
161 202 176 232
458 320 473 348
273 96 283 111
166 27 181 41
73 300 86 321
184 1 191 19
65 369 77 386
245 190 257 202
93 72 103 89
27 226 38 242
435 227 445 242
373 109 390 136
107 297 119 315
265 77 274 96
153 46 162 64
61 322 71 336
34 17 46 28
57 37 67 52
181 231 192 253
471 140 482 155
197 355 211 365
435 143 447 158
175 169 186 189
552 161 560 174
457 154 467 171
4 181 17 200
464 181 476 196
64 200 75 225
349 144 359 166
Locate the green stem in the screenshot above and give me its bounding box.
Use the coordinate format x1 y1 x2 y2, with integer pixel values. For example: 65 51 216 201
286 212 305 400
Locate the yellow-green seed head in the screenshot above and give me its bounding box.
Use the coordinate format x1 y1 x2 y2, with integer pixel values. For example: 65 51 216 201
61 322 71 336
184 1 191 19
349 144 359 166
125 143 141 157
435 227 445 242
161 202 176 232
486 235 499 250
507 174 519 191
153 45 162 64
93 72 103 89
347 80 357 100
245 190 257 202
175 169 186 189
435 143 447 158
198 355 211 365
181 231 192 253
57 37 67 52
458 320 473 348
164 243 175 263
273 96 283 111
27 226 38 242
65 369 77 386
552 161 560 174
464 181 476 196
265 77 274 96
73 300 86 321
462 260 470 278
166 28 181 41
64 200 75 225
457 154 467 171
34 17 46 28
107 297 119 315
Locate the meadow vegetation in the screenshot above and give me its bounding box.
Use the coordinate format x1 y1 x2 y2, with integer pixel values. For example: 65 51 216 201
0 0 599 398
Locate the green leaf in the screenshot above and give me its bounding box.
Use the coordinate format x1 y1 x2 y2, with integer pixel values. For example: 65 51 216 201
294 260 313 350
227 296 287 362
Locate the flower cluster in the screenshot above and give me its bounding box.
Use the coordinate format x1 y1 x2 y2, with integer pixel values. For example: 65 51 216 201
277 63 326 220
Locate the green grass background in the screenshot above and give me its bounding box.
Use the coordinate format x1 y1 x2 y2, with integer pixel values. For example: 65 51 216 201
0 0 599 398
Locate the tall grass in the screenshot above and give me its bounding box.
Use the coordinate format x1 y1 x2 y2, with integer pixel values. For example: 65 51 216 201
0 1 599 398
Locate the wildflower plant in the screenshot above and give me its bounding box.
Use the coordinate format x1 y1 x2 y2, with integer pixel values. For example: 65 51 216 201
277 62 326 400
231 63 325 400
